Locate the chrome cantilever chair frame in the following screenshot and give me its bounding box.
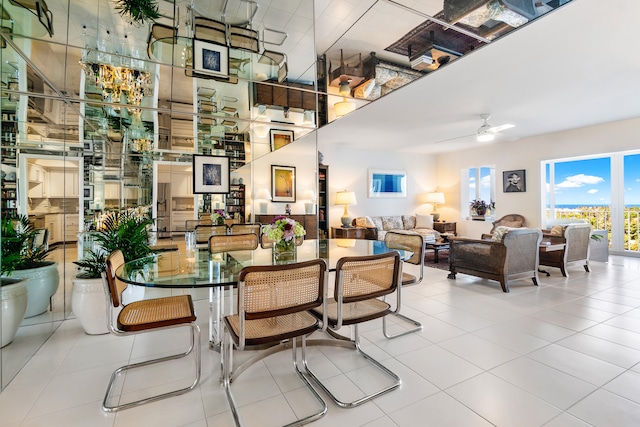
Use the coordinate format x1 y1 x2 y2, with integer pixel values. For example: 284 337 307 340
305 252 402 408
222 259 328 426
383 232 424 338
101 250 201 412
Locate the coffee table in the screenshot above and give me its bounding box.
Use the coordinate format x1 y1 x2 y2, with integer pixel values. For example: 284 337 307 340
425 240 450 263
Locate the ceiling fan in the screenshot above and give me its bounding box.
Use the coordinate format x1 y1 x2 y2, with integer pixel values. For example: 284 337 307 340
434 114 516 144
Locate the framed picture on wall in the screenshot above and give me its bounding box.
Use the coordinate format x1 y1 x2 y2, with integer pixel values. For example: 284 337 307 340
269 129 294 151
192 154 230 194
503 169 526 192
193 40 229 78
271 165 296 202
368 169 407 198
83 185 93 200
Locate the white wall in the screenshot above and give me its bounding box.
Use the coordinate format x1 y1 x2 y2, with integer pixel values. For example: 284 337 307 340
318 132 437 228
437 117 640 237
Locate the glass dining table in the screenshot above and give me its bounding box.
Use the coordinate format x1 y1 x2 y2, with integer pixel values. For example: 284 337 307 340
116 238 411 348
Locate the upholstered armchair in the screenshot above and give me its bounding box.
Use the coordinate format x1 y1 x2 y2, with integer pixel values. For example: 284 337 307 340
539 223 591 277
481 214 526 239
448 227 542 292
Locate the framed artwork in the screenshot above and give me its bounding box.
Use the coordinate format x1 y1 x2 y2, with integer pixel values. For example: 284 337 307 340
368 169 407 198
270 129 294 151
192 154 230 194
83 185 93 200
503 169 526 192
193 39 229 78
271 165 296 202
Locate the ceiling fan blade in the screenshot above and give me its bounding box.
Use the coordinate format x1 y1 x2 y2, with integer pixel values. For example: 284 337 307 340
434 133 475 144
487 123 515 134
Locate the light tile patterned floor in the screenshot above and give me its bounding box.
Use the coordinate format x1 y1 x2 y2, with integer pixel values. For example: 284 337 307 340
1 255 640 426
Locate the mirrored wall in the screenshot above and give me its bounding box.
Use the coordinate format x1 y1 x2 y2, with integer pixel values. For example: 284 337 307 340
0 0 572 390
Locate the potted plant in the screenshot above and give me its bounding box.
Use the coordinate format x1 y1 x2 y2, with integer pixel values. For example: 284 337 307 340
470 199 495 220
72 207 155 334
1 277 28 347
114 0 160 26
1 215 59 319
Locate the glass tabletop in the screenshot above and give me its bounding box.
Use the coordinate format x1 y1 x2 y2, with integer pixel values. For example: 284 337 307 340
116 239 410 289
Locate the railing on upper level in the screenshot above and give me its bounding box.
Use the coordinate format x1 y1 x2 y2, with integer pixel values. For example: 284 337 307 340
547 207 640 252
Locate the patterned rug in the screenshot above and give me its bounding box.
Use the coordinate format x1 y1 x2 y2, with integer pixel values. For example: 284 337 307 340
424 249 449 270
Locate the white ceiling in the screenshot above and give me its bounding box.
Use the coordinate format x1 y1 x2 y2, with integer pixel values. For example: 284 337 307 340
10 0 639 156
316 0 640 154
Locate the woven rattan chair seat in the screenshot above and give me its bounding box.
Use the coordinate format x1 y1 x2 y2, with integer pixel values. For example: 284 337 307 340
118 295 196 332
225 311 319 345
316 299 390 326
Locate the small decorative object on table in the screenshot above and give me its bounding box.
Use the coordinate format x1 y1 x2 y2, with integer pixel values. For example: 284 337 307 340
262 215 306 262
211 209 230 225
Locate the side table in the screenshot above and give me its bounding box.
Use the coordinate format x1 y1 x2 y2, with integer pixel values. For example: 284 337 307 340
331 226 367 239
434 221 456 235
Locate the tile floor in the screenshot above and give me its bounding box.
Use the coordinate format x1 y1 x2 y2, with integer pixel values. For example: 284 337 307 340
1 255 640 426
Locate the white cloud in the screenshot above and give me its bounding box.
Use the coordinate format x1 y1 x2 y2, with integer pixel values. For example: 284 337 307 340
556 174 604 188
480 175 491 188
587 189 598 194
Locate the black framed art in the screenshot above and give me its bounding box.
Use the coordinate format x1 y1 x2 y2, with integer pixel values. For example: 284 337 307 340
192 154 230 194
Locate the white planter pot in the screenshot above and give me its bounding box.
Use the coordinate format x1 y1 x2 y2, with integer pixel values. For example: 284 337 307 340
15 263 60 318
1 278 28 347
71 276 109 335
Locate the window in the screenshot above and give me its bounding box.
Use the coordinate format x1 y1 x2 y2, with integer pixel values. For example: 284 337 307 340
462 166 496 219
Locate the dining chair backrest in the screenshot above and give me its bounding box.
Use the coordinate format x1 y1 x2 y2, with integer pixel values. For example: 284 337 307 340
235 259 327 347
384 231 425 286
335 252 401 306
105 249 127 308
209 233 258 253
195 224 228 244
229 223 261 235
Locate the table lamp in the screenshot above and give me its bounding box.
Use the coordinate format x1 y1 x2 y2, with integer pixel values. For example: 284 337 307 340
335 190 357 228
256 188 271 214
424 192 445 221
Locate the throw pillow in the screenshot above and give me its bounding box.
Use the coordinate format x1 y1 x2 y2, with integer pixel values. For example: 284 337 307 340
354 217 367 227
550 225 564 235
402 215 416 230
381 216 403 231
364 216 376 228
415 214 434 229
491 226 515 241
370 216 383 230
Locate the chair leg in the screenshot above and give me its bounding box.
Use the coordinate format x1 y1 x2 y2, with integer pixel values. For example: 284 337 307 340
383 313 422 339
223 333 327 427
102 323 201 412
303 323 401 408
584 263 590 272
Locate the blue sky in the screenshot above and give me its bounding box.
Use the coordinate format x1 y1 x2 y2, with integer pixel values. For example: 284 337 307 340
549 154 640 206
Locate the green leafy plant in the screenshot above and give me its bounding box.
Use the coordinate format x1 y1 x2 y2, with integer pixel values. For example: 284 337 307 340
1 215 54 277
114 0 160 26
470 199 495 215
73 209 155 279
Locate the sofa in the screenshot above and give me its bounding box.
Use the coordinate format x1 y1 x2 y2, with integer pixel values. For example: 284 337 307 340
447 227 543 293
352 214 440 242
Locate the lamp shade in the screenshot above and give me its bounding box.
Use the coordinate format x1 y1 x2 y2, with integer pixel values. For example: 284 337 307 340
423 192 445 204
335 190 357 206
334 100 356 117
303 190 315 201
256 188 272 200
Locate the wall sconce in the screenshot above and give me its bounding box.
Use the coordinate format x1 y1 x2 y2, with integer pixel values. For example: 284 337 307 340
423 192 445 221
335 190 357 228
256 188 271 214
303 190 316 214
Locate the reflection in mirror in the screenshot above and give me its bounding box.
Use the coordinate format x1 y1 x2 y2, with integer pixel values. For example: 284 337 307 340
0 0 572 392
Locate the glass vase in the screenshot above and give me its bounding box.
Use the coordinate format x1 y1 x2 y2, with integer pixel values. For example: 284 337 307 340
273 239 296 262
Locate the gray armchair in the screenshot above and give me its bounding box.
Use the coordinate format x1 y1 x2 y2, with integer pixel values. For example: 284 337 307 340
539 223 591 277
448 228 542 292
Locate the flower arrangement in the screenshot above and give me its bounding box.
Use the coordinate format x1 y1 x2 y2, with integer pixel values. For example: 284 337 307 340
211 209 230 225
262 216 306 243
470 199 495 216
